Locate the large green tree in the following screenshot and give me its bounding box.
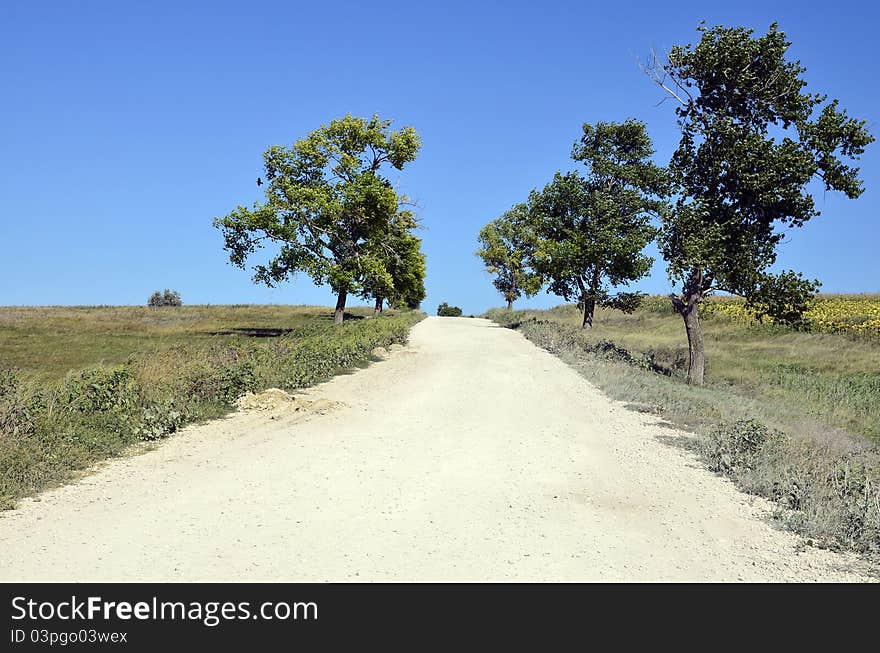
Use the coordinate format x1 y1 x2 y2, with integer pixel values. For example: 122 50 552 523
646 23 873 384
213 114 421 324
528 120 667 328
476 204 542 310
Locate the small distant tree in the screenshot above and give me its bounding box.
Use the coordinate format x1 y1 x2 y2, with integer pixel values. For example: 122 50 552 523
645 23 873 384
528 119 667 328
213 114 421 324
148 289 182 307
437 303 462 317
476 204 542 310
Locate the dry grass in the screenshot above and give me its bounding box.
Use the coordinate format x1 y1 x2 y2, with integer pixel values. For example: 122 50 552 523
500 302 880 440
0 304 375 382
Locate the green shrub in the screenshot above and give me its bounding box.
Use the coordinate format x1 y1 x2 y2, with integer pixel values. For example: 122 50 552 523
437 302 463 317
702 419 785 476
133 398 184 441
61 366 138 413
0 370 43 439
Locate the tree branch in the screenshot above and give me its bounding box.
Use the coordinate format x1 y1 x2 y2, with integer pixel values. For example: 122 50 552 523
641 48 692 107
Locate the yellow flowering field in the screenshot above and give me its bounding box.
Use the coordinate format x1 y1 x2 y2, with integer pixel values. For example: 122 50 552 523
700 294 880 338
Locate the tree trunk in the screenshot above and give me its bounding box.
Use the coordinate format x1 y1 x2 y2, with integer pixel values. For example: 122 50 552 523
581 267 601 329
373 297 383 316
671 292 705 385
334 287 348 325
507 298 514 311
683 307 705 385
581 296 595 329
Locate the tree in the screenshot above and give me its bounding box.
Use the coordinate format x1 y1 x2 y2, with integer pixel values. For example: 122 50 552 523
148 289 182 306
646 23 873 384
213 114 421 324
476 204 542 310
385 231 427 310
362 209 427 314
528 120 666 328
437 303 462 317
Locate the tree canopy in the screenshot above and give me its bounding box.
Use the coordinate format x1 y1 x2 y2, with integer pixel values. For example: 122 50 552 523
476 204 542 310
213 114 422 323
527 120 666 327
363 209 427 312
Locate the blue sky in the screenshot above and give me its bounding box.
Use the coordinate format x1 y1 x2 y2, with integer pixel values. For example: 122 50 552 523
1 0 877 314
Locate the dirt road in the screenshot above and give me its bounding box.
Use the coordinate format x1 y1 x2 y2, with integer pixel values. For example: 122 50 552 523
0 317 872 581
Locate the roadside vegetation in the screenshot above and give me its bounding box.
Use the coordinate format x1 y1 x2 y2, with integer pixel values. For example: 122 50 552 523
0 305 424 508
487 300 880 555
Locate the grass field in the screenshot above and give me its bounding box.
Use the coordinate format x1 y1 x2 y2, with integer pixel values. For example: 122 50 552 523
0 304 424 508
0 304 378 382
487 296 880 555
502 298 880 440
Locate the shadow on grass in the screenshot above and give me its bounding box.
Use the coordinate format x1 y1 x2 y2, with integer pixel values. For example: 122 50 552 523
208 327 296 338
207 313 369 338
324 312 366 323
623 402 661 414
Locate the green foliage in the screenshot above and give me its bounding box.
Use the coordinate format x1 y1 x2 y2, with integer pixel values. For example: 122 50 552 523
0 368 21 401
703 419 785 475
133 399 184 441
388 232 427 310
213 114 422 320
525 120 666 327
363 209 427 310
0 311 424 508
148 289 182 307
745 271 820 327
647 22 873 381
476 205 542 308
264 316 418 388
182 351 260 406
61 366 138 413
0 370 40 439
601 291 645 314
437 303 462 317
